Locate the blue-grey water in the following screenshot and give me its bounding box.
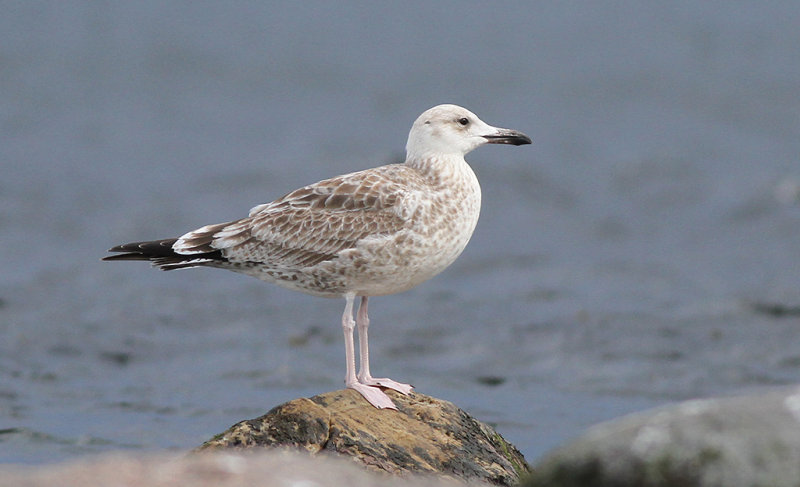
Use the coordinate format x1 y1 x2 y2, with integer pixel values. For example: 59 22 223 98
1 2 799 465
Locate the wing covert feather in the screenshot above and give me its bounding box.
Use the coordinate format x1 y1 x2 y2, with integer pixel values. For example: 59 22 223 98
209 165 428 268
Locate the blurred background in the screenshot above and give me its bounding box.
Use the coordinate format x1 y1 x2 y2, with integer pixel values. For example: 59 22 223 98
1 1 799 464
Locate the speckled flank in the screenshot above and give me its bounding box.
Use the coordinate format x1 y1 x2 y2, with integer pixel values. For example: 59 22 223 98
172 160 481 298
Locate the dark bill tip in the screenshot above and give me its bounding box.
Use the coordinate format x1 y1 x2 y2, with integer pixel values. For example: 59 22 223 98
484 129 532 146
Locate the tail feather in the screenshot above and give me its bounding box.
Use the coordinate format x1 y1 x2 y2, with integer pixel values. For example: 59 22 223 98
102 238 226 270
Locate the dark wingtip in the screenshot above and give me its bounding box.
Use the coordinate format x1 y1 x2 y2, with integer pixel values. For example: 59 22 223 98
104 239 180 257
101 253 150 262
102 237 226 270
103 238 180 263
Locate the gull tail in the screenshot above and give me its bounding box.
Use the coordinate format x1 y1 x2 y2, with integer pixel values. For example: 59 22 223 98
102 238 225 270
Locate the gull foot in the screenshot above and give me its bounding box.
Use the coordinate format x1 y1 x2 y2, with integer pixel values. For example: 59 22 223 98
358 377 414 395
347 383 397 409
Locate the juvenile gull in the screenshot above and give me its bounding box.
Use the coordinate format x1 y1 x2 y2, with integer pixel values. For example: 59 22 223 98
103 104 531 409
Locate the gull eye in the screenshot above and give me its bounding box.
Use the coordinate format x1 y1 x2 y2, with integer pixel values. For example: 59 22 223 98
458 117 469 126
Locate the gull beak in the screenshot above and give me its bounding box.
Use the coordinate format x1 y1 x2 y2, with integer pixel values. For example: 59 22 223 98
483 128 532 146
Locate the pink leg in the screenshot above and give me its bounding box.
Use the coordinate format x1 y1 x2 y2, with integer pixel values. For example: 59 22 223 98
356 296 413 395
341 293 397 409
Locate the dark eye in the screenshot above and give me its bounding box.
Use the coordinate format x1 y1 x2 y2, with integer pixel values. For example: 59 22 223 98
458 117 469 126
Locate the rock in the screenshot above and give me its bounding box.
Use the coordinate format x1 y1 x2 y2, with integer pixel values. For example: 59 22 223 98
198 389 530 486
525 385 800 487
0 450 464 487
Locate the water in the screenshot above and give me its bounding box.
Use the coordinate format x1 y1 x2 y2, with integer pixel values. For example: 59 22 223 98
1 1 799 465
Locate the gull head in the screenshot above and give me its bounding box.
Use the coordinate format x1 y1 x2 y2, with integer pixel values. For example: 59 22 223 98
405 104 531 162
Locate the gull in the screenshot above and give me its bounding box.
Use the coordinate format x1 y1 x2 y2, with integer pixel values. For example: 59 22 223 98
103 104 531 409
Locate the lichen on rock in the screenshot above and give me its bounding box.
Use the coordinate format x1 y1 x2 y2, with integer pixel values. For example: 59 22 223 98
198 389 530 486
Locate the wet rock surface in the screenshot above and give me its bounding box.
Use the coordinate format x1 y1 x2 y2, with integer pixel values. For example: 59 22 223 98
198 389 530 486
